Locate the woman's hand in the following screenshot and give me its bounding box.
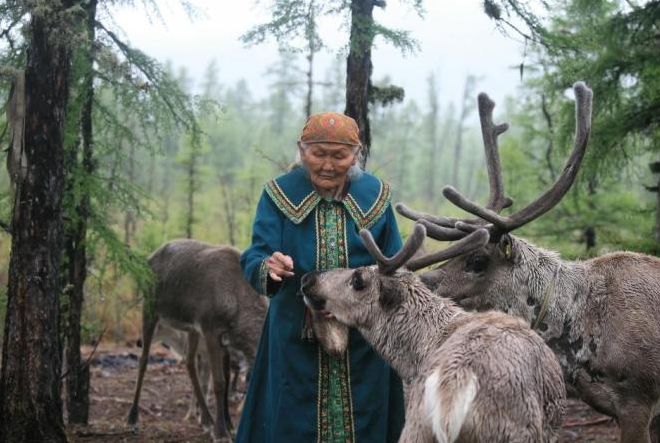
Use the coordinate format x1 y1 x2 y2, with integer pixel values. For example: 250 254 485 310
267 251 294 282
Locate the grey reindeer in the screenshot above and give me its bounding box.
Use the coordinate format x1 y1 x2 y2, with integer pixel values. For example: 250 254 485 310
301 223 566 443
399 82 660 443
127 239 268 443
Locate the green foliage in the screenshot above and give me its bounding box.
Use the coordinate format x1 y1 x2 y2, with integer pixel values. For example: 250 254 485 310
1 0 658 344
480 0 660 254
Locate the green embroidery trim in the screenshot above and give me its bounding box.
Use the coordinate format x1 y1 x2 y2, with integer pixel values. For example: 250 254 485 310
258 259 270 297
316 201 355 443
318 348 355 443
265 179 321 224
342 180 391 230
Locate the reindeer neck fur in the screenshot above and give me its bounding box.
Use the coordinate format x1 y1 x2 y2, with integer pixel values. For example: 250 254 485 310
361 272 465 382
511 236 592 373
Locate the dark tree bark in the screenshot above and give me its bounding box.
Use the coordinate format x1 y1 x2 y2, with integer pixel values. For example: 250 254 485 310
0 2 76 442
345 0 385 165
64 0 98 424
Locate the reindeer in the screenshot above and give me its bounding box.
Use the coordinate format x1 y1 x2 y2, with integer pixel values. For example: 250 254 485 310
301 223 566 443
149 323 248 423
127 239 268 442
398 82 660 443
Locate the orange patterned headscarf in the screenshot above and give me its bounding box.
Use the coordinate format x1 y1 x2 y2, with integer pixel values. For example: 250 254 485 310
299 112 361 147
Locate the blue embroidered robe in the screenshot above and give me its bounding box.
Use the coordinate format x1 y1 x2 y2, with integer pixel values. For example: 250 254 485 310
237 167 405 443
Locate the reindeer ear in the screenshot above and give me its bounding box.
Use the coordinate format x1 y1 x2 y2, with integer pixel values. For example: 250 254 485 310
379 278 403 310
498 234 514 260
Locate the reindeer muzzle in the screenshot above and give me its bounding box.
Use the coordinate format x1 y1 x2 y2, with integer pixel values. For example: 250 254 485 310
300 271 325 311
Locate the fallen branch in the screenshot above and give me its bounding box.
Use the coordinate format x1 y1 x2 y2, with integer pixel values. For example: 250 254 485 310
563 416 612 427
61 326 107 380
74 429 137 438
90 395 162 420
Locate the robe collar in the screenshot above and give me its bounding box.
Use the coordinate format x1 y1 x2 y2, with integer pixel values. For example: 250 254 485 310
265 166 391 230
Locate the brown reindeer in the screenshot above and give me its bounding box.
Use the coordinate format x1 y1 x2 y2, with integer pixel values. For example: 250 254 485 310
398 82 660 443
127 239 268 442
301 224 566 443
149 323 248 423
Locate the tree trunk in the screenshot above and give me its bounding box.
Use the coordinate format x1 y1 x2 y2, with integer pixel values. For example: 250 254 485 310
124 141 136 245
185 139 199 239
650 161 660 242
425 74 439 202
219 175 237 246
304 0 316 118
345 0 383 166
0 3 75 442
584 178 598 253
65 0 97 425
451 76 476 189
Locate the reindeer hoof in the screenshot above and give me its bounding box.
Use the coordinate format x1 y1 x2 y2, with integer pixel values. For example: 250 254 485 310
211 432 232 443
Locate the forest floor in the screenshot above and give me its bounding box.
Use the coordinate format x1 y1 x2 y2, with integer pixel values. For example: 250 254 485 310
65 342 620 443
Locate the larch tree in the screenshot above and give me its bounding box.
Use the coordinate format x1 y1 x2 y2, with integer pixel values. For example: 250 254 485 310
242 0 421 165
0 0 203 431
62 0 98 423
0 1 80 440
485 0 660 249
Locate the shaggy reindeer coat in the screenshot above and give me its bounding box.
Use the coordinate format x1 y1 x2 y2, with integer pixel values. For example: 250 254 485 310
238 166 405 443
302 267 566 443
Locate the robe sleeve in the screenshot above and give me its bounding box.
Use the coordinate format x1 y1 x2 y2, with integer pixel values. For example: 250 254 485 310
240 190 283 297
378 204 403 258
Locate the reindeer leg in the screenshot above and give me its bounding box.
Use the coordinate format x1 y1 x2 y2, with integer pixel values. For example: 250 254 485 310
223 350 233 435
398 383 434 443
127 314 158 425
185 351 209 423
617 400 652 443
649 414 660 443
202 329 231 443
186 331 214 429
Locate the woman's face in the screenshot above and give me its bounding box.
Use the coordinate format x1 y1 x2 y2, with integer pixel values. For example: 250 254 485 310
299 142 358 193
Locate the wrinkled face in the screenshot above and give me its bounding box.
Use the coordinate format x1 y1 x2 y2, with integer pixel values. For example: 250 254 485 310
421 235 527 317
299 142 358 193
301 266 401 328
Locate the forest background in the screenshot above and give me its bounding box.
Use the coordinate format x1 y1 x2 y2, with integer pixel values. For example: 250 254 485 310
0 0 658 345
0 0 658 439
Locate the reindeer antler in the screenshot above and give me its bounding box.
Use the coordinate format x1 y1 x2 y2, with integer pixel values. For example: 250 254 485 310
398 81 593 243
478 92 515 212
405 228 490 272
393 91 515 239
360 223 426 275
394 203 467 240
443 82 592 235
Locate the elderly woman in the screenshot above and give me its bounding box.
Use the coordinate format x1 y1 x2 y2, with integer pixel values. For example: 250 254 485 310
238 112 405 442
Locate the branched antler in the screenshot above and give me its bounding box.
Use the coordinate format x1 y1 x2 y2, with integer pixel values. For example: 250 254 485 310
443 81 592 235
398 81 593 244
406 229 490 271
478 92 514 212
360 223 426 274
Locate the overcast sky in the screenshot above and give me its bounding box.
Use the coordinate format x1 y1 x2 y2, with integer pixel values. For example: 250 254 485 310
112 1 530 112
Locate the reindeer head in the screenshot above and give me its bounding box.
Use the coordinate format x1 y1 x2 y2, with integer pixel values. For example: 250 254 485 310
396 82 592 317
301 223 489 329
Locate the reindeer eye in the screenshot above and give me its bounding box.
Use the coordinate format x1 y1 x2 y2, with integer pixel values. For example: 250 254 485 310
351 270 366 290
466 254 490 274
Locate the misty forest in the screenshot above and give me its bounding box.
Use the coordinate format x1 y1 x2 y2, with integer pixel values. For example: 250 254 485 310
0 0 658 442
